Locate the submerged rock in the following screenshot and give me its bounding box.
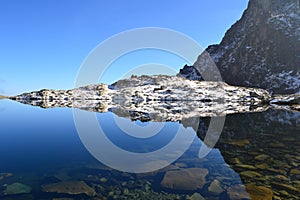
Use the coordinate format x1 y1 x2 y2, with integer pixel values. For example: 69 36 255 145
235 164 256 170
42 181 95 196
215 108 300 199
160 168 208 190
227 184 250 200
208 179 224 195
5 182 32 195
271 182 299 194
290 168 300 175
240 171 262 178
0 172 13 181
246 184 273 200
254 154 270 161
188 192 206 200
228 139 250 147
255 163 269 170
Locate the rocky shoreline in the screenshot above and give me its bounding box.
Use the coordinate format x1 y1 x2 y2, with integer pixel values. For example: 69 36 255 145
5 75 299 121
0 95 8 99
2 75 300 199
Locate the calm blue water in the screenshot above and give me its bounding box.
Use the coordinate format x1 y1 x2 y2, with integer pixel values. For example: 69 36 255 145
0 99 299 199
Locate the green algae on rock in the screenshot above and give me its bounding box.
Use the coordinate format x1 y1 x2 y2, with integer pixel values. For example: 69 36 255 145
42 181 95 197
5 182 32 195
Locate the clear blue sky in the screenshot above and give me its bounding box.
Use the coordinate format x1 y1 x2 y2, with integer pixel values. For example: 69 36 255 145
0 0 248 95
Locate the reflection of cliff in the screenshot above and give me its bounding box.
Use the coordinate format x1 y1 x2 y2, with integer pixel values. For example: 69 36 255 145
200 109 300 199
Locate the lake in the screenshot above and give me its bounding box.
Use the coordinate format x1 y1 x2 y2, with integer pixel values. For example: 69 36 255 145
0 99 299 199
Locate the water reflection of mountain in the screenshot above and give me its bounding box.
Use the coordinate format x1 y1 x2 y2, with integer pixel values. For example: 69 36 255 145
197 109 300 199
5 80 300 199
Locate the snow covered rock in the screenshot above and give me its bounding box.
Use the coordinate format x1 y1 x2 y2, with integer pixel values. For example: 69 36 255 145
11 75 273 121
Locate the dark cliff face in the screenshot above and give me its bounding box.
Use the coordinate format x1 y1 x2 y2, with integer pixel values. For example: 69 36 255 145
179 0 300 94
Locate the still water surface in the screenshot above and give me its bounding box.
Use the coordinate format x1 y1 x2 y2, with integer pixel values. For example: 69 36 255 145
0 99 299 199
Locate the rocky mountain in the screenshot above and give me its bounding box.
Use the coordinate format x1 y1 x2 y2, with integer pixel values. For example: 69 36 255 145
179 0 300 94
9 75 274 121
8 75 300 122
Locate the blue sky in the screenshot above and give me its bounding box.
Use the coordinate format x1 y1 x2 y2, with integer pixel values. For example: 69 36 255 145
0 0 248 95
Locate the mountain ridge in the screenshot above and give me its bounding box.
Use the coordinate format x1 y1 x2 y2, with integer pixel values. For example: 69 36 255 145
179 0 300 94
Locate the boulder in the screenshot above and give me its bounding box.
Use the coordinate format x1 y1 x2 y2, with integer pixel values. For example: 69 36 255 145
161 168 208 190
